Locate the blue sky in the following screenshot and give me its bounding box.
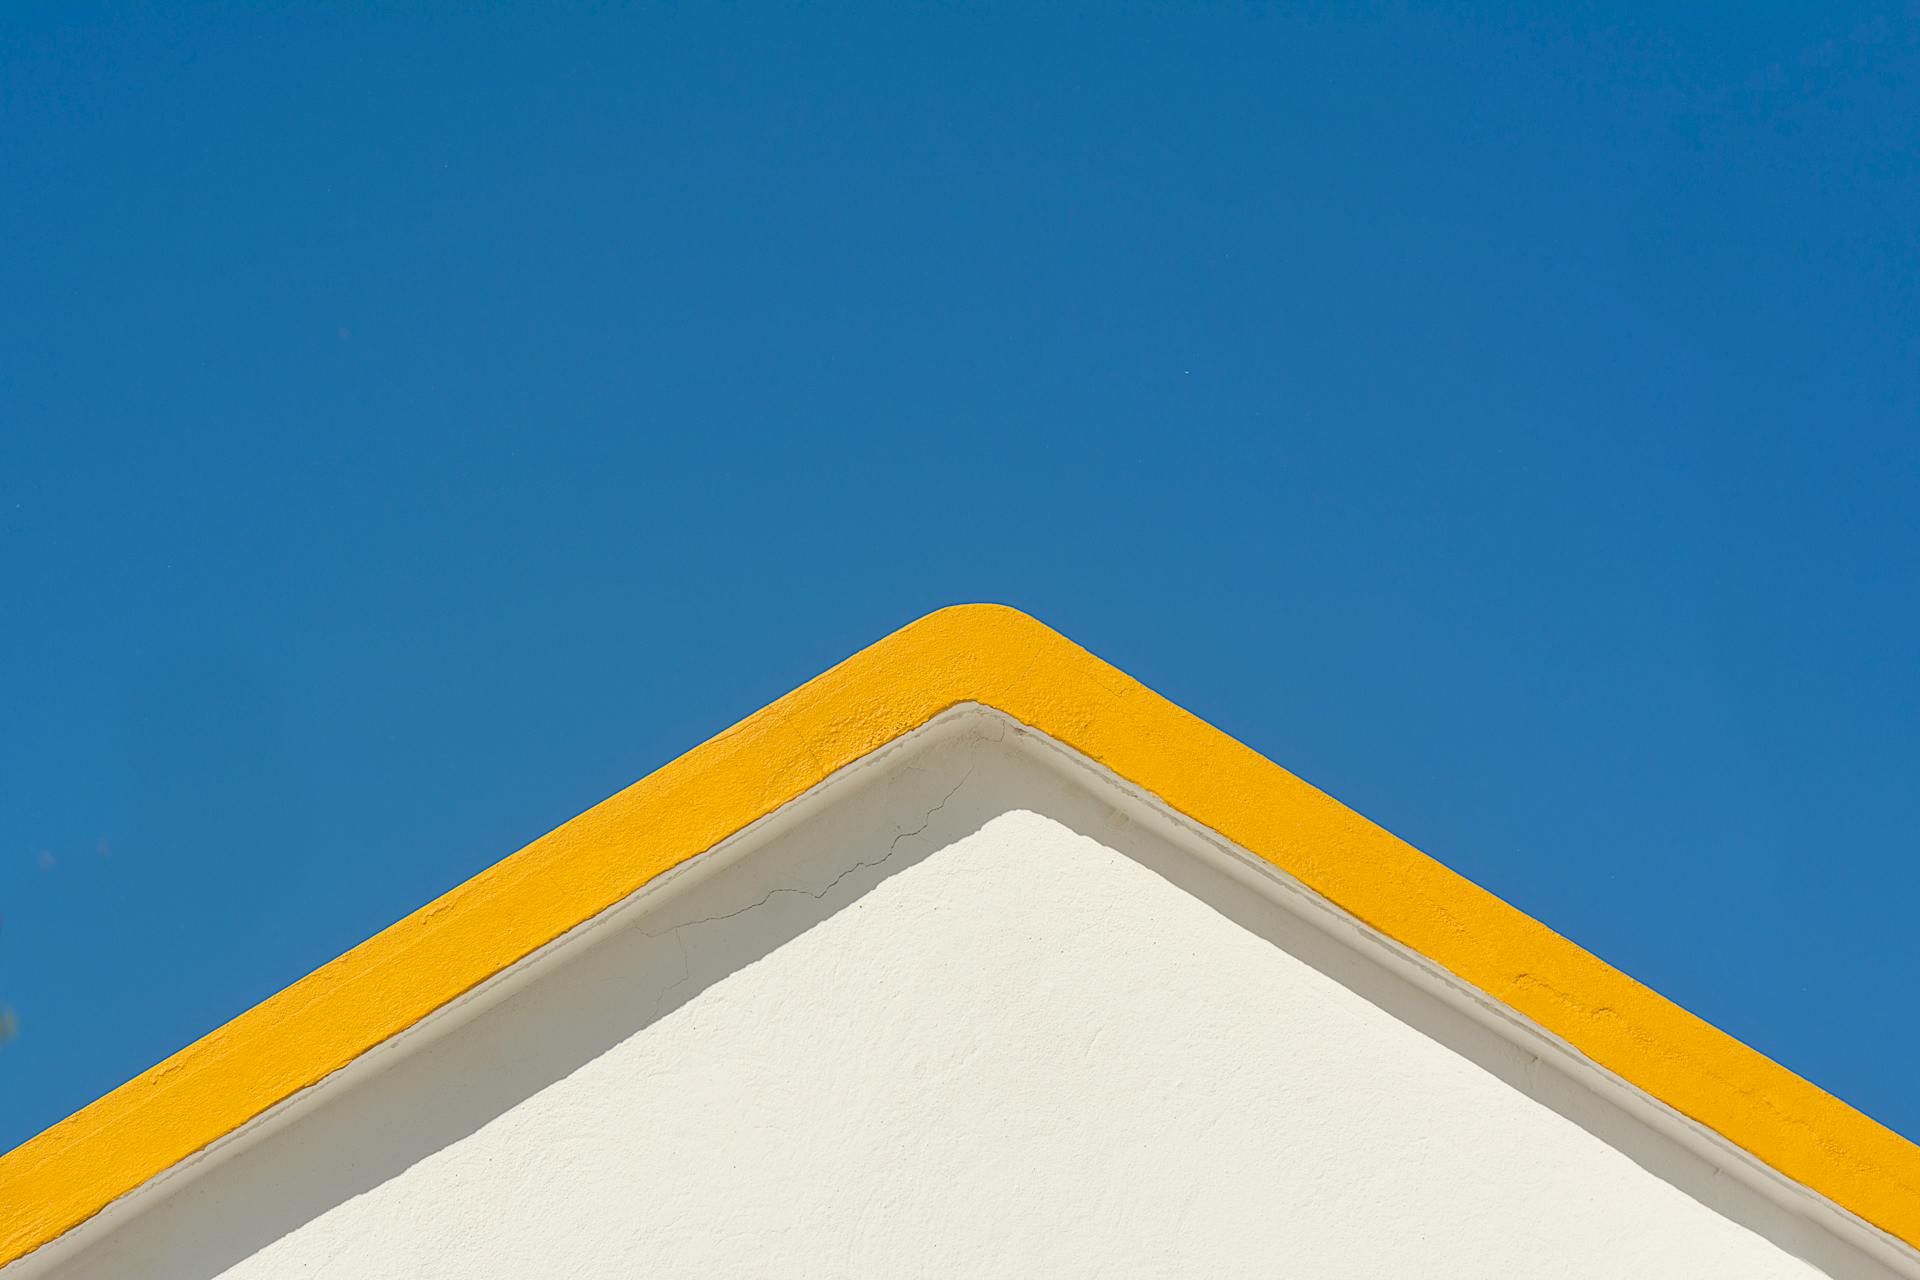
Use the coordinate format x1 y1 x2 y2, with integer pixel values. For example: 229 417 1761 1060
3 4 1916 1153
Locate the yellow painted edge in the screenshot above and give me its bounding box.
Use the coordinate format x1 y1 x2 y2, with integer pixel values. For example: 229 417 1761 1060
2 603 1916 1266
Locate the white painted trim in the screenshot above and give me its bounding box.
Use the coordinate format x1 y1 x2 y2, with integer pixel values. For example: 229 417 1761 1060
10 706 1914 1278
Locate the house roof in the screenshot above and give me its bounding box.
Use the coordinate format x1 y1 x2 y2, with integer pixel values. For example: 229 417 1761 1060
2 603 1916 1267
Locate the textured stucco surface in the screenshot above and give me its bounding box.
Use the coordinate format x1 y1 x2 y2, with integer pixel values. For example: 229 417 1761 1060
29 736 1846 1279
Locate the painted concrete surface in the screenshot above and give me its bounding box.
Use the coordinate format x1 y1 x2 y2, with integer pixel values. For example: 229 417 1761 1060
18 724 1890 1278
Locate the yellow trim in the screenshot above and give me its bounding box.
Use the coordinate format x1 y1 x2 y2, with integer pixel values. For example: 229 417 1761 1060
2 604 1916 1265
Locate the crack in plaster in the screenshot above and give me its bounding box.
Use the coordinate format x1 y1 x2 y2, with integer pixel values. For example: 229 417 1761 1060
639 765 977 1018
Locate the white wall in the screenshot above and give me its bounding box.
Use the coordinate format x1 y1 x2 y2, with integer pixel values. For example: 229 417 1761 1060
16 717 1901 1279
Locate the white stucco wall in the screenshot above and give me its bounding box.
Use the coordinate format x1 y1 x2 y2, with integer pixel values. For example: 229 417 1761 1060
16 716 1904 1279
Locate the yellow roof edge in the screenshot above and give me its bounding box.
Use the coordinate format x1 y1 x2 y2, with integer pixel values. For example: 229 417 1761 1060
2 602 1916 1266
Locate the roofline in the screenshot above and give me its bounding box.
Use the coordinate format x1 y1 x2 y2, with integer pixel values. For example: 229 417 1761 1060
3 603 1917 1266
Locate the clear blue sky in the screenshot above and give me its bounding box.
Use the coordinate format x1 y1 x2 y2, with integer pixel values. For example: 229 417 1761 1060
3 4 1916 1154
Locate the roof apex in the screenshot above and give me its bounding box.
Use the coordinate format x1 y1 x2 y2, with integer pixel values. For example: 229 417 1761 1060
4 602 1917 1267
